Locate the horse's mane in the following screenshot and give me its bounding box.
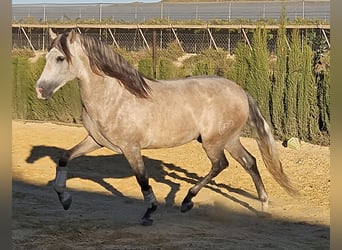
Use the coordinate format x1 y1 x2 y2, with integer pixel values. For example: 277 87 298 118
50 31 151 98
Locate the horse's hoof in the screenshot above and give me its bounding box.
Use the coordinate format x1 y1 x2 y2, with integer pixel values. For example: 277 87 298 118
261 200 269 212
140 217 154 226
180 201 194 213
57 192 72 210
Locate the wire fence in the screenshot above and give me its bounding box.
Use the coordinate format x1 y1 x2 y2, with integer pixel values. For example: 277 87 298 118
12 24 330 55
12 1 330 23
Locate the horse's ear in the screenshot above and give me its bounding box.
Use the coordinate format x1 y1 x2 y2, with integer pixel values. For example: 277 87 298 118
67 29 78 44
49 28 57 40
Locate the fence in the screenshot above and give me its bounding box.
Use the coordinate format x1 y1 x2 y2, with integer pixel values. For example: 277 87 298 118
12 23 330 55
12 1 330 23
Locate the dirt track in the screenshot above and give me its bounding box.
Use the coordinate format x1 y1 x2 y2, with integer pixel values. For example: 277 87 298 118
12 120 330 249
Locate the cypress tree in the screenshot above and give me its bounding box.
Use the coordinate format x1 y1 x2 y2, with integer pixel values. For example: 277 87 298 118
285 29 301 138
271 8 288 138
303 43 320 141
246 27 271 123
295 32 319 141
294 31 308 139
315 52 330 137
232 42 251 90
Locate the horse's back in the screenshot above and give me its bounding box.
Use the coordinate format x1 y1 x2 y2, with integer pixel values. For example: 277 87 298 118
141 76 249 147
153 76 246 101
151 76 248 115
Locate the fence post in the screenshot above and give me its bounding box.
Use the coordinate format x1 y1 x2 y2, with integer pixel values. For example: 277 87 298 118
228 1 232 21
99 3 102 22
228 29 231 54
160 2 163 19
43 4 46 22
152 30 157 79
42 28 45 51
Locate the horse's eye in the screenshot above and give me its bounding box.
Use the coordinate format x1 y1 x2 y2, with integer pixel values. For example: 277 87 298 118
56 56 65 62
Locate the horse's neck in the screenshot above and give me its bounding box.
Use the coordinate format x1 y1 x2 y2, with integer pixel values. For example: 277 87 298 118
77 72 128 111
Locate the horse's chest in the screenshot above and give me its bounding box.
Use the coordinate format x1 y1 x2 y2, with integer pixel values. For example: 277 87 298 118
82 108 126 152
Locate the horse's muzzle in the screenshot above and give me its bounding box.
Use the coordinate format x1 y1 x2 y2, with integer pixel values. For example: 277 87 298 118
36 86 47 99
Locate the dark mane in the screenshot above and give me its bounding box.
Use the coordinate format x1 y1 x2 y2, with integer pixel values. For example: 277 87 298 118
49 32 72 64
51 31 151 98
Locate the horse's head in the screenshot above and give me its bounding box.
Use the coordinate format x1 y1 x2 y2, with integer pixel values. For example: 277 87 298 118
36 28 150 99
35 29 80 99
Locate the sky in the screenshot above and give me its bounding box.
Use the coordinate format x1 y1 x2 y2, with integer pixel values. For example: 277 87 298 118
12 0 160 4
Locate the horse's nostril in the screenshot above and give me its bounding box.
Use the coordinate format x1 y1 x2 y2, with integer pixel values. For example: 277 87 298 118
36 87 44 94
36 87 46 99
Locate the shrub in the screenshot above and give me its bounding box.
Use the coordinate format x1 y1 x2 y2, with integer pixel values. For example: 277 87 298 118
138 57 154 78
158 58 178 79
182 48 234 79
158 40 185 61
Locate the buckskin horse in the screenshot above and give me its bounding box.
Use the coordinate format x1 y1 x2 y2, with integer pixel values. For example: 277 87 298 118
35 29 296 225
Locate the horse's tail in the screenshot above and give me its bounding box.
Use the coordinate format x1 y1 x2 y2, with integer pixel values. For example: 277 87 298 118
247 93 298 196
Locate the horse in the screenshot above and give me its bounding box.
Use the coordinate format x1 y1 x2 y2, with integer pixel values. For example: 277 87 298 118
35 29 297 225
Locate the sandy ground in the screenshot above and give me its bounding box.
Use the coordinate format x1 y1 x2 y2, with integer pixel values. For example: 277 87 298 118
12 120 330 249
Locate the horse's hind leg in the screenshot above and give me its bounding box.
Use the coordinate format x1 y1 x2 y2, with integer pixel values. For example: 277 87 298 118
226 139 269 211
181 144 228 213
54 135 102 210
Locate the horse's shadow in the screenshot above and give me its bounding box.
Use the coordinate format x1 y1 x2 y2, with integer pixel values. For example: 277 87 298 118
26 145 260 213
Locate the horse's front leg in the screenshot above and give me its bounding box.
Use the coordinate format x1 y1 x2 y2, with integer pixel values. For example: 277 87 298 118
54 135 102 210
123 146 158 226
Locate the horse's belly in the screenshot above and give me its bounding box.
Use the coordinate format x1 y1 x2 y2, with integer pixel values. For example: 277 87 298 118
142 136 197 149
141 122 199 149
